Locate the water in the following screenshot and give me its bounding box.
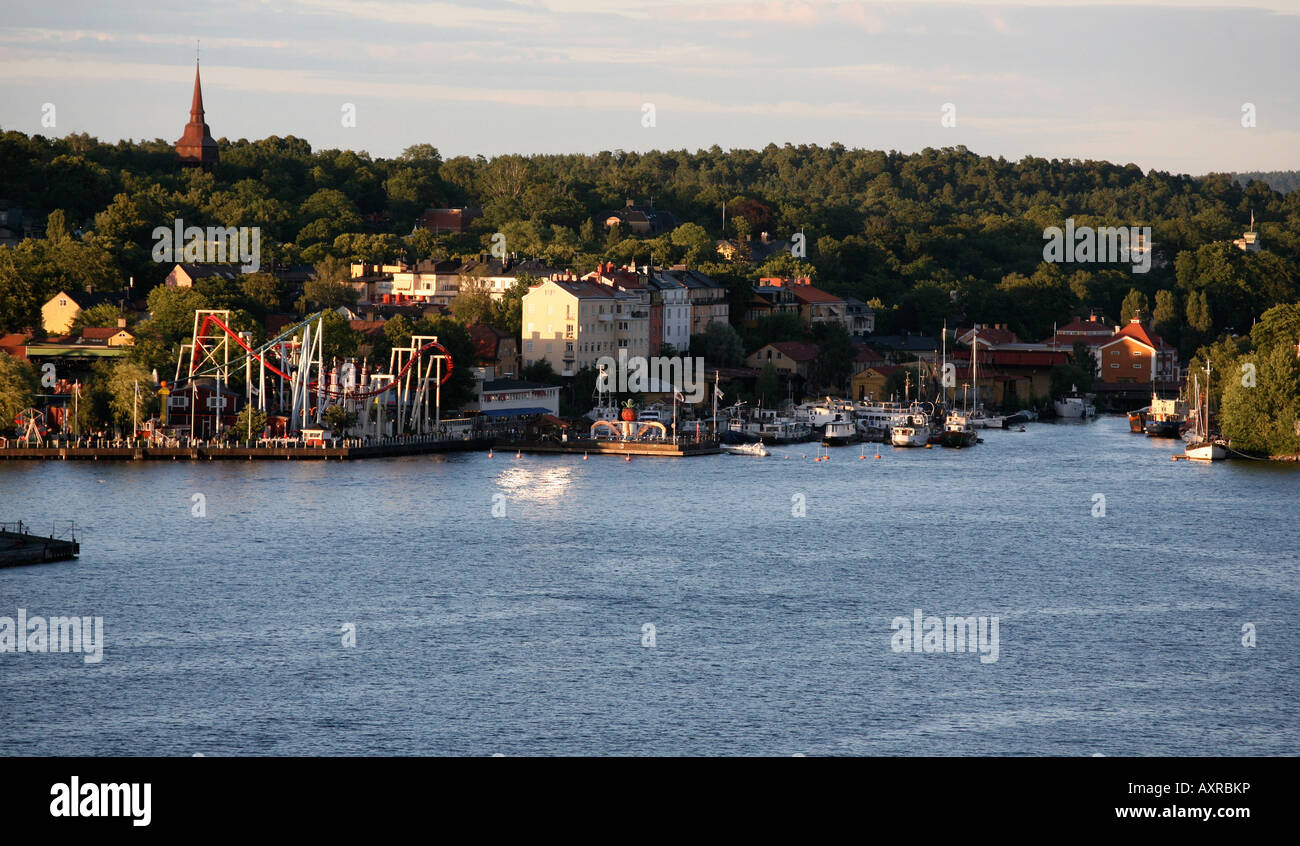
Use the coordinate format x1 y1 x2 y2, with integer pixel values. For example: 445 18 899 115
1 418 1296 756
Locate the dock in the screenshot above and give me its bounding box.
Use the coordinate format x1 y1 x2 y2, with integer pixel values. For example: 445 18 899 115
500 438 720 457
0 437 493 461
0 522 79 568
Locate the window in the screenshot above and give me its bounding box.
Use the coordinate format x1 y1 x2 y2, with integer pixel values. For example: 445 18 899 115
1110 363 1119 368
525 341 533 352
1133 364 1142 369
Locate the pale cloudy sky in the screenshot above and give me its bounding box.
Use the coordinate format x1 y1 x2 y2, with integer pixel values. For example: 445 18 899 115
1 0 1297 174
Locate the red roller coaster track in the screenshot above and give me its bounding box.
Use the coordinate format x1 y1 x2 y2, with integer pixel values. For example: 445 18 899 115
188 312 453 399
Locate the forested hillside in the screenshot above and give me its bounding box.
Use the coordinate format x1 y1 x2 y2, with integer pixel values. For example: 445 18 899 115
3 130 1299 352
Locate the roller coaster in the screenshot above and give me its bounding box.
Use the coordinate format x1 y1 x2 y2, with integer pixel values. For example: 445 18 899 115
171 309 453 438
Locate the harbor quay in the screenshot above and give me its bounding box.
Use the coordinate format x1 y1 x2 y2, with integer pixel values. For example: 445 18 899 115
0 434 492 461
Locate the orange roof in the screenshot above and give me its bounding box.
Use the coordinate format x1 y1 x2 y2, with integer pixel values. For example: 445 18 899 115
1105 319 1173 351
790 285 846 305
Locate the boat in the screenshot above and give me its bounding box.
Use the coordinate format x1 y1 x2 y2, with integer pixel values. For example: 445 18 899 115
1144 395 1188 438
939 415 978 448
722 440 769 457
1127 406 1150 433
822 417 856 446
1184 364 1227 461
1053 386 1096 419
890 424 928 447
890 412 930 447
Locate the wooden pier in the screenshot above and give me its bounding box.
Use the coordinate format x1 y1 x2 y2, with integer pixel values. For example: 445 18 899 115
0 437 494 461
501 438 720 457
0 522 79 568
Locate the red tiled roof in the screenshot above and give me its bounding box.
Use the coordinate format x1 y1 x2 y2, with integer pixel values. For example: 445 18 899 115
81 327 127 340
1041 316 1114 344
764 341 820 361
854 345 886 364
790 285 846 305
957 326 1019 346
348 320 386 339
468 323 512 361
1107 319 1173 351
0 333 30 360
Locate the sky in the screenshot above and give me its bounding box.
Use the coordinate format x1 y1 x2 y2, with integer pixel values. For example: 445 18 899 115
1 0 1297 175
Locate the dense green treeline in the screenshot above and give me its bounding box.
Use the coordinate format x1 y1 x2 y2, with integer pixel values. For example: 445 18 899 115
5 131 1299 341
2 130 1299 445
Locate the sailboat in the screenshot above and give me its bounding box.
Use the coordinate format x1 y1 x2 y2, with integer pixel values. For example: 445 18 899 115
1184 362 1227 461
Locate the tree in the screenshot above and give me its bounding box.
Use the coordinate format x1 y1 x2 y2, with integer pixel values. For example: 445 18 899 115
233 405 268 441
0 351 37 433
756 362 781 407
1251 302 1300 356
809 321 855 392
522 358 560 384
70 302 125 333
104 360 155 433
1152 289 1180 347
302 257 358 309
1220 344 1300 456
692 321 745 366
141 285 211 347
322 404 358 435
1120 288 1150 324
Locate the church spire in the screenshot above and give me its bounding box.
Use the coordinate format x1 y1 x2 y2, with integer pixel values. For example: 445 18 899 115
190 61 205 123
175 55 218 171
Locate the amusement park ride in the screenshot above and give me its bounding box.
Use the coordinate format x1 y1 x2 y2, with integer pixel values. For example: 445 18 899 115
171 309 453 440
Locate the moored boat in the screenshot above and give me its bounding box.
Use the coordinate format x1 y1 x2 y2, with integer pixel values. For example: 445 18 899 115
1053 386 1096 418
940 415 978 448
1144 396 1188 438
1184 363 1227 461
1127 406 1150 433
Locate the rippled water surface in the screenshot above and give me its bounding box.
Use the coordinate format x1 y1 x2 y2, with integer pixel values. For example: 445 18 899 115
1 417 1296 755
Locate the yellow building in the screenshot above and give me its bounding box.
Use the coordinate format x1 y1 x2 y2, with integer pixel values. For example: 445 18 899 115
522 278 650 377
41 290 120 335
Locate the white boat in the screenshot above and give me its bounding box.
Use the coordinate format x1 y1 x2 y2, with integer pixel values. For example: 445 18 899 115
822 418 856 446
890 425 928 447
722 440 769 456
1053 386 1096 419
890 412 930 447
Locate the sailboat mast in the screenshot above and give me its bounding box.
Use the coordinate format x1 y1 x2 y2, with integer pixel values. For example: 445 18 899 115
972 329 979 411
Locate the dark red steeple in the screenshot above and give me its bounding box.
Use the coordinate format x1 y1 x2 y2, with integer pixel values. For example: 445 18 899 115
175 61 218 170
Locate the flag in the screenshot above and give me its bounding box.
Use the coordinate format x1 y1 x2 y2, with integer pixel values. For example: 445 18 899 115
673 390 684 402
714 384 724 400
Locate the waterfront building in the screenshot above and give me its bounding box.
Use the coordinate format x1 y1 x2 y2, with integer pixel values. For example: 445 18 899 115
522 278 650 377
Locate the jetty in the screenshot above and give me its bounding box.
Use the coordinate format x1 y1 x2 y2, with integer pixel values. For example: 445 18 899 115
0 435 492 461
500 437 720 457
0 522 79 567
